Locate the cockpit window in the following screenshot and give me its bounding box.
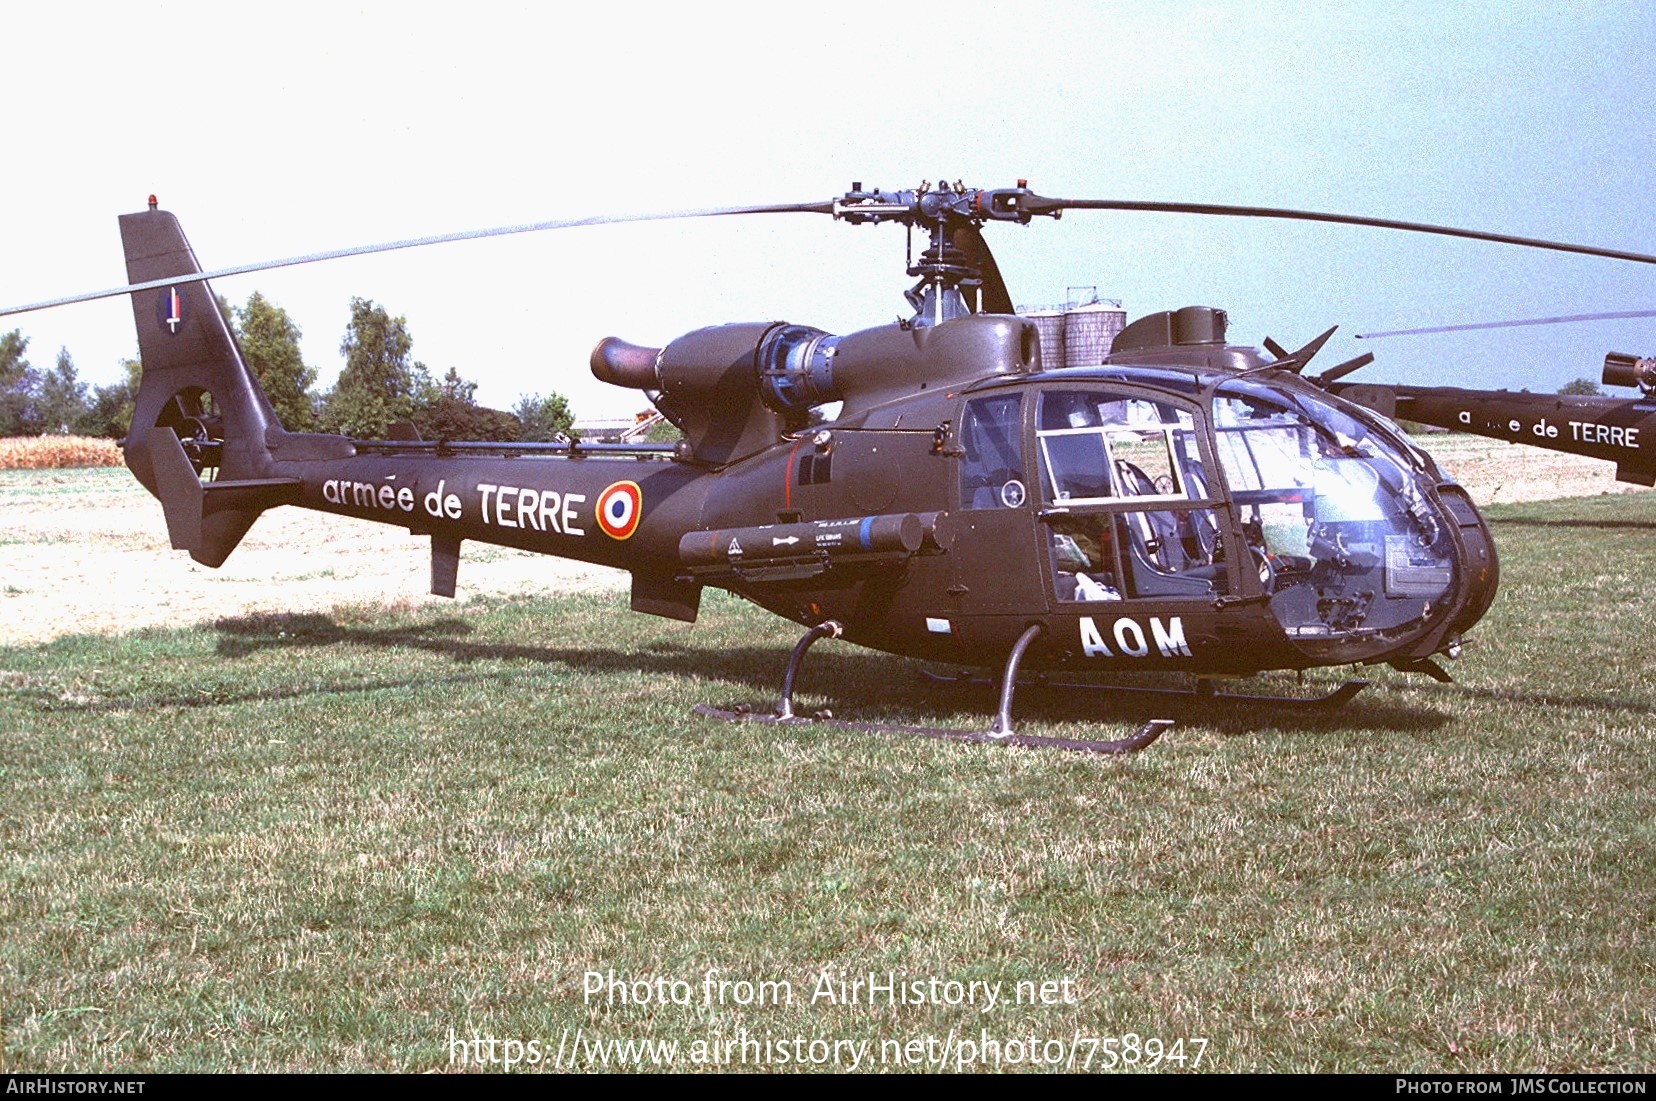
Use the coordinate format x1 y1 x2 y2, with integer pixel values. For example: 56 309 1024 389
958 394 1026 510
1037 391 1202 504
1037 389 1225 602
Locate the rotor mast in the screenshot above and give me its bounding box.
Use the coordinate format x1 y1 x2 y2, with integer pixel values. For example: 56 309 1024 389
833 179 1054 326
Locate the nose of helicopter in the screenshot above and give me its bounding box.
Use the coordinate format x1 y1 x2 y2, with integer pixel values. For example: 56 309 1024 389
1211 377 1503 671
1242 437 1498 670
1435 482 1501 651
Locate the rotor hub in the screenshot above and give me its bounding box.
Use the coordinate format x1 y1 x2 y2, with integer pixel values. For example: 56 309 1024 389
834 179 1055 326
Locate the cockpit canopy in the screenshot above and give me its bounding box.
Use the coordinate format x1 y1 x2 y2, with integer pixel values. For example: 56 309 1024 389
959 372 1462 663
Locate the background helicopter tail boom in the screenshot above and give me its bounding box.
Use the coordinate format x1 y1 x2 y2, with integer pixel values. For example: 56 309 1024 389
1334 381 1656 486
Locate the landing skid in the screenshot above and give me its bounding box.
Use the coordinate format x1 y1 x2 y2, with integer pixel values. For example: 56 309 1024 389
692 703 1173 755
918 670 1370 710
694 619 1172 755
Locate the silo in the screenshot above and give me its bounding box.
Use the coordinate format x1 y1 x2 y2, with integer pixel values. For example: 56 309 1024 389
1022 309 1066 371
1062 301 1127 368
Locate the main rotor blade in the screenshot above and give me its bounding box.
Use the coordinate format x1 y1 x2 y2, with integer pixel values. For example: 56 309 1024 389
1357 309 1656 339
1021 196 1656 267
0 199 834 319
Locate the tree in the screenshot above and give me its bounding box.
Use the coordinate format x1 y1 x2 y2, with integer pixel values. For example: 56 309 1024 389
322 298 420 438
36 347 91 435
513 391 575 442
434 365 476 405
1559 377 1603 396
235 292 318 430
412 366 520 441
84 356 143 439
0 329 40 436
641 415 684 444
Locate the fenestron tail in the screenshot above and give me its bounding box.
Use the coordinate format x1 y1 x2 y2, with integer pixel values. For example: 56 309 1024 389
120 203 295 566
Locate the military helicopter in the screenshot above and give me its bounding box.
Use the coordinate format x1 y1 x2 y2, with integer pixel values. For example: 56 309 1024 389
11 180 1653 753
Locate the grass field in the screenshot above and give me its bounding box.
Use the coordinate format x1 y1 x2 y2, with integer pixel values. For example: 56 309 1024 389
2 490 1653 1073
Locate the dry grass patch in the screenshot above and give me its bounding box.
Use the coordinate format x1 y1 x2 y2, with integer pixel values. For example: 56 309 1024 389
0 436 123 469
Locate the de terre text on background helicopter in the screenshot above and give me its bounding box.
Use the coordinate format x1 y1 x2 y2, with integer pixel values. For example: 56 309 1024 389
6 180 1654 753
1328 308 1656 486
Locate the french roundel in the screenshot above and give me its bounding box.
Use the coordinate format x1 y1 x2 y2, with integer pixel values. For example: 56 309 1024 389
596 481 643 540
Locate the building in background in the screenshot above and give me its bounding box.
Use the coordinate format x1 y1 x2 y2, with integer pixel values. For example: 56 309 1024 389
571 408 665 442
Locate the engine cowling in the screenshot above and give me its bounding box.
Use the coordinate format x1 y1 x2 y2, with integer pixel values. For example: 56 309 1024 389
590 314 1042 465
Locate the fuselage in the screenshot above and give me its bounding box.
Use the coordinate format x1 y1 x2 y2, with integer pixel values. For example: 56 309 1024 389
258 358 1498 679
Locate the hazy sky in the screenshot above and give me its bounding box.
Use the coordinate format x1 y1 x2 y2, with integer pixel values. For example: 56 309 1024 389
2 0 1651 416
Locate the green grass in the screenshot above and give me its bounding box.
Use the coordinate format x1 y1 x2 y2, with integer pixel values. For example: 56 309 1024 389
0 466 133 498
2 493 1653 1072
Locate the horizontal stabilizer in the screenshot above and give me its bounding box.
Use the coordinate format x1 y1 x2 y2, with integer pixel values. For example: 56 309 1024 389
140 428 297 567
202 478 304 516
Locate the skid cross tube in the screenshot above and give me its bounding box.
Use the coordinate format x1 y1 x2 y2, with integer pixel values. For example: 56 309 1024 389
989 623 1046 739
982 623 1174 751
775 620 843 720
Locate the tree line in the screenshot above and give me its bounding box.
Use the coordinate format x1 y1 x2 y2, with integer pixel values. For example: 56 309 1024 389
0 292 575 442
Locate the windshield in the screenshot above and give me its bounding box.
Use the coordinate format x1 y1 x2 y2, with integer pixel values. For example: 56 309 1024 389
1212 379 1459 662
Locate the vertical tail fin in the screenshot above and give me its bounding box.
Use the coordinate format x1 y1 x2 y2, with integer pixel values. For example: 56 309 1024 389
120 204 282 566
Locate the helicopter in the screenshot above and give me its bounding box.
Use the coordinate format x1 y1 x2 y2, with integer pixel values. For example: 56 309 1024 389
9 180 1653 753
1326 320 1656 487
